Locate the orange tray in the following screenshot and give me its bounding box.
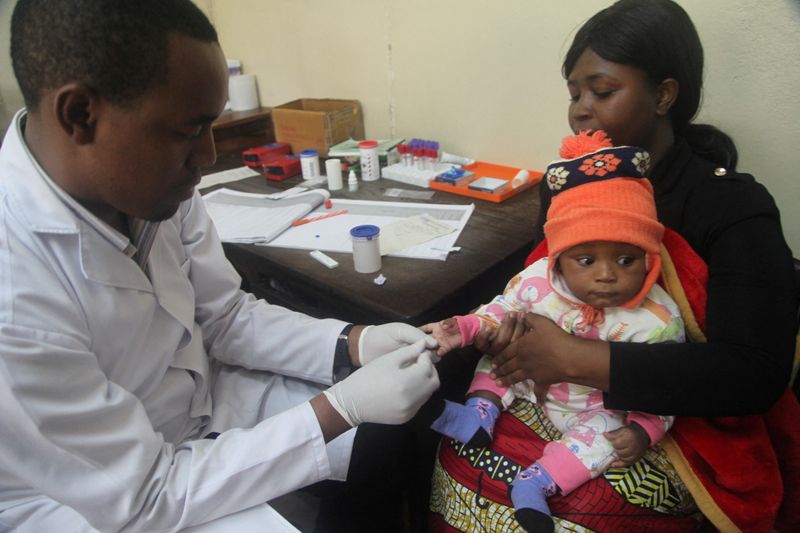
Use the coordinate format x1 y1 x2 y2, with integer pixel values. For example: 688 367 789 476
429 161 543 203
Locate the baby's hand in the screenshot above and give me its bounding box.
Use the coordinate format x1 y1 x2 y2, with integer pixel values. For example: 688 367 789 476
420 317 463 356
604 422 650 468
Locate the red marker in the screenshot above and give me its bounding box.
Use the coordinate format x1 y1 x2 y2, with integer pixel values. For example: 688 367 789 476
291 209 348 227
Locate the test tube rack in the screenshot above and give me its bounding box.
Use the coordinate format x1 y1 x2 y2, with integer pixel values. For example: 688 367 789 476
381 161 456 189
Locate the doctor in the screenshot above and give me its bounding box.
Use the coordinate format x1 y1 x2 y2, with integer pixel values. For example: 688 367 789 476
0 0 439 531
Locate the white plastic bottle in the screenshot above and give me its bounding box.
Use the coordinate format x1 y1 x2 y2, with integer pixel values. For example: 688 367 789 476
358 140 380 181
325 158 343 191
348 169 359 192
299 149 320 180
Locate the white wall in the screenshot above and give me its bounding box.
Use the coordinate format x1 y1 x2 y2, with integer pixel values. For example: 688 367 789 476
203 0 800 255
2 1 799 254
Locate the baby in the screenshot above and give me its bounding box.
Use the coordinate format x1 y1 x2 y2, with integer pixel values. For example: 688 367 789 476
424 131 684 532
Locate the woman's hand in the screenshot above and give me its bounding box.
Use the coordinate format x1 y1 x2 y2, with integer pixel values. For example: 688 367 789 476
473 312 527 356
490 313 611 400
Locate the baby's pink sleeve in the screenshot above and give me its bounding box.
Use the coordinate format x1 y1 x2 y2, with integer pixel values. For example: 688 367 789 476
455 315 482 348
627 412 673 445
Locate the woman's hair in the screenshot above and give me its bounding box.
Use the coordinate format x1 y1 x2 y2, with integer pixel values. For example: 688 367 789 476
563 0 737 169
11 0 218 112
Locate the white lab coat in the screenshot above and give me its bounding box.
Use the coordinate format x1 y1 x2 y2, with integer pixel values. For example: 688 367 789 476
0 110 352 532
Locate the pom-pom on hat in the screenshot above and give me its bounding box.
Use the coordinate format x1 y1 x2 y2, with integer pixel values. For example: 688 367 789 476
543 130 664 309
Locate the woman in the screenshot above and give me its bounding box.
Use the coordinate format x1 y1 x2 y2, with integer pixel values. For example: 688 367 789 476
493 0 797 417
431 1 798 531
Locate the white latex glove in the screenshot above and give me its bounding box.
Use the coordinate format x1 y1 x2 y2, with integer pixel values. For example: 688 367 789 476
324 340 439 426
358 322 437 366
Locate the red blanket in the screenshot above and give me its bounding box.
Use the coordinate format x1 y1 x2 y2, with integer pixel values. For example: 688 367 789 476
524 229 800 532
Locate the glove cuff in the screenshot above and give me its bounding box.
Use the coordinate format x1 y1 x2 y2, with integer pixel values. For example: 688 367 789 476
356 325 374 365
323 387 358 427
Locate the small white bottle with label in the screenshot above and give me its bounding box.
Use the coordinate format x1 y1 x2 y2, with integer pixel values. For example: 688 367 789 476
358 140 380 181
299 149 320 179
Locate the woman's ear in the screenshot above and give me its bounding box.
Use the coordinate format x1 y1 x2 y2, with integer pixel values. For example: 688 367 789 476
52 83 98 145
655 78 679 117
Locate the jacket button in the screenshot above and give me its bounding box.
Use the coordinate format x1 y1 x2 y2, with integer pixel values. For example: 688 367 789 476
714 167 727 176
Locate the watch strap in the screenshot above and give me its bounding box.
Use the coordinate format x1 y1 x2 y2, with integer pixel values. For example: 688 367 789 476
333 323 356 382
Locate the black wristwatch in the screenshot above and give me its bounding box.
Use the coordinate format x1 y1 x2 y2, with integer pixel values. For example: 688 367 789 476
333 323 356 383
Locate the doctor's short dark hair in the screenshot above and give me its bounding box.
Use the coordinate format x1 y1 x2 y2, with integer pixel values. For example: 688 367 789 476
10 0 218 111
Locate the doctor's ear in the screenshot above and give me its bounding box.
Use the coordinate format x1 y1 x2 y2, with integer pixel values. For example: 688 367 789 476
52 83 99 145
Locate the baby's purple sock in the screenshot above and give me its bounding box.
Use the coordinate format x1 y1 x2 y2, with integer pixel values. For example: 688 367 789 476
511 463 558 533
430 397 500 447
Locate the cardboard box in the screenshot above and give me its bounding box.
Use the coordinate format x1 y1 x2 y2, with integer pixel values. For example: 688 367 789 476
272 99 365 157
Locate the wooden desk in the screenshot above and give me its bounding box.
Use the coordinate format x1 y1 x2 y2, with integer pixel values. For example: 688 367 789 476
205 155 541 326
212 107 275 156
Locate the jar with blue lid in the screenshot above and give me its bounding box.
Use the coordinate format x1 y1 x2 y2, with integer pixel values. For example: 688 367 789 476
299 149 320 179
350 225 381 273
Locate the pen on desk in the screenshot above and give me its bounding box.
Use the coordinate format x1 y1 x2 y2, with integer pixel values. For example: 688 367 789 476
292 209 348 227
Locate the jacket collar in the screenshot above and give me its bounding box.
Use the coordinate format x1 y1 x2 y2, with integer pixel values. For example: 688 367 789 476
650 137 693 199
1 109 152 292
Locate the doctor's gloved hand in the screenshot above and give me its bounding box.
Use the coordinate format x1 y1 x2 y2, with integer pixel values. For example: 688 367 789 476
356 322 437 366
324 340 440 426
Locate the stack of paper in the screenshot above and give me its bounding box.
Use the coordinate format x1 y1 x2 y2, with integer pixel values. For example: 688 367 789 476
202 188 329 243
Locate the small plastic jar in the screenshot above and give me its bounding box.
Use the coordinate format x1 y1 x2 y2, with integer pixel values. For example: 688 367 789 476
358 140 380 182
350 225 381 273
299 149 320 179
325 158 343 191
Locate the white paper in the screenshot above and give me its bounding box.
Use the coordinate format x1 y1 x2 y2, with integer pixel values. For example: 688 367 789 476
200 166 260 189
379 214 454 255
264 199 473 260
202 187 329 243
383 188 436 200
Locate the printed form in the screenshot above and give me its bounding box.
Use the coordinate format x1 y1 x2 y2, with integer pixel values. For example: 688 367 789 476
266 199 473 260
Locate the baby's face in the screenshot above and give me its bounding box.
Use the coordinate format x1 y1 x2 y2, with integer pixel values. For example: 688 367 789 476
557 241 647 308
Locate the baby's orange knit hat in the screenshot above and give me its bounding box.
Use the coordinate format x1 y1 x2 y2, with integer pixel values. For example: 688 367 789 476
543 130 664 308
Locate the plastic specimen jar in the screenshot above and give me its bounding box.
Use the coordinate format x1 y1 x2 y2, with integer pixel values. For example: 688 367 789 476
350 225 381 273
358 140 380 182
299 149 320 179
325 158 343 191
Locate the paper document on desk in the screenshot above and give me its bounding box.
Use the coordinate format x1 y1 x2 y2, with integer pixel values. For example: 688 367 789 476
202 187 329 243
379 214 454 255
264 199 473 260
